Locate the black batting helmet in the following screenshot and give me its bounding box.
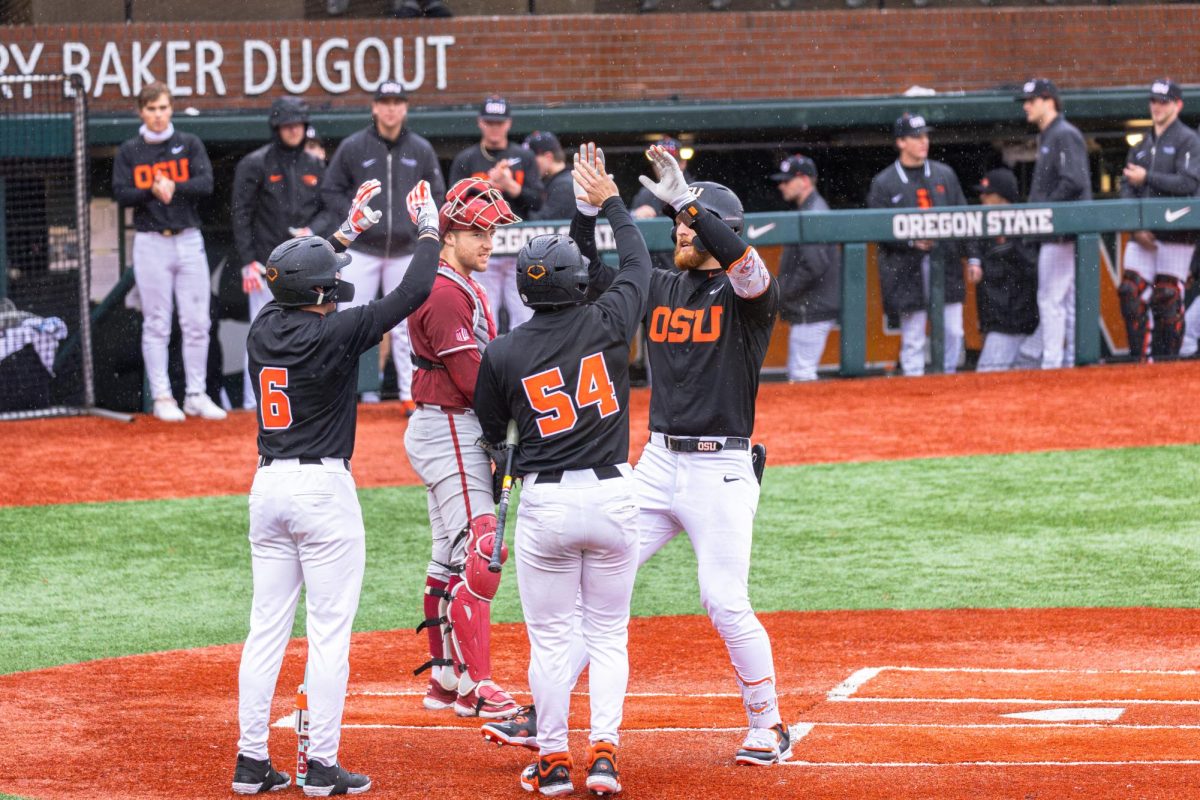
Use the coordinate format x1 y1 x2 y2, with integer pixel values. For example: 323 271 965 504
265 236 355 307
664 181 744 234
516 234 589 310
269 96 310 129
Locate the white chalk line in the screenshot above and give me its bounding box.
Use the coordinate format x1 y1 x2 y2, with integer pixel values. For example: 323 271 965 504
802 721 1200 730
782 760 1200 768
876 666 1200 676
349 690 741 698
831 696 1200 705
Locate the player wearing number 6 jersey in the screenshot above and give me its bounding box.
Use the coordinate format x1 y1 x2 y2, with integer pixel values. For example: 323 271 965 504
474 144 650 796
233 179 439 797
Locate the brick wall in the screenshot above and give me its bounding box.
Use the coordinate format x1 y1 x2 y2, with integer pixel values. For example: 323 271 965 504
0 7 1192 113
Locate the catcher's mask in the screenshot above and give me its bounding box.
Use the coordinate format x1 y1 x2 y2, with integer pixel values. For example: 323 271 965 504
516 234 589 310
665 181 745 253
265 236 355 306
439 177 521 238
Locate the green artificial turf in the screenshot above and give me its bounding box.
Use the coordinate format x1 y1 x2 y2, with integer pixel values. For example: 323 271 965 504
1 445 1197 676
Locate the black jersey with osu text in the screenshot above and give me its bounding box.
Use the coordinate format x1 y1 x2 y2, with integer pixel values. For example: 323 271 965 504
474 197 650 474
249 237 439 459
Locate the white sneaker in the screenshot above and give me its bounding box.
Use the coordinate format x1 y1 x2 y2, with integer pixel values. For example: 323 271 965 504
735 724 792 766
183 392 228 420
152 397 185 422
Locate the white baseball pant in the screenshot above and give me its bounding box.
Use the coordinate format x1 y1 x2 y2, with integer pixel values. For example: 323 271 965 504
786 320 835 381
403 407 493 581
976 330 1042 372
897 255 964 376
241 285 273 409
516 466 638 754
1123 239 1195 284
238 458 365 768
132 229 211 399
1182 297 1200 358
337 251 415 400
476 256 533 332
634 435 781 730
1037 241 1077 369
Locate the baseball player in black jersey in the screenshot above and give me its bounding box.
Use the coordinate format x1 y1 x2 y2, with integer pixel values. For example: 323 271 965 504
112 82 223 422
474 144 649 796
1020 78 1092 369
1118 79 1200 360
449 96 544 331
233 97 330 411
233 178 440 797
548 146 788 767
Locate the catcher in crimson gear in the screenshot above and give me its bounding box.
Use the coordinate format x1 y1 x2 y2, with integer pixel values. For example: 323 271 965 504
404 177 523 719
233 177 438 797
475 144 650 797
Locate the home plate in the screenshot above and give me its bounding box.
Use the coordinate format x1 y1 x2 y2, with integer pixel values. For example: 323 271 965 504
1002 708 1125 722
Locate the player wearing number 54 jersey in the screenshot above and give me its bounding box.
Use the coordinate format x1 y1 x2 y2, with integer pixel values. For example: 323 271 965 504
233 179 439 797
578 145 790 766
474 144 651 796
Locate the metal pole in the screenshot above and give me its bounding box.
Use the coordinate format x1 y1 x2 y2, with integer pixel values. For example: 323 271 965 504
839 244 867 377
1074 233 1101 366
71 75 95 409
927 250 945 375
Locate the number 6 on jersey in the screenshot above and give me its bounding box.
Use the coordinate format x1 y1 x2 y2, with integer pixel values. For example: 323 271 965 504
521 352 619 437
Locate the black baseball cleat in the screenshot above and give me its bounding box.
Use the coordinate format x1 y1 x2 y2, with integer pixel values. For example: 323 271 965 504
231 754 291 794
302 760 372 796
585 741 622 795
482 704 539 750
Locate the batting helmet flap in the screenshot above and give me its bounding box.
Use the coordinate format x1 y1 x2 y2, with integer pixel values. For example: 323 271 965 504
516 234 589 310
269 96 310 129
265 236 355 306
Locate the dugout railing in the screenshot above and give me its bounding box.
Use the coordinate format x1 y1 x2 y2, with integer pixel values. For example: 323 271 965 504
489 197 1198 378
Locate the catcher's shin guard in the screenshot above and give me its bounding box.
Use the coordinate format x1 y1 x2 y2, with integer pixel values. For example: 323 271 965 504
1151 275 1185 356
448 516 511 700
414 578 456 689
1119 270 1152 360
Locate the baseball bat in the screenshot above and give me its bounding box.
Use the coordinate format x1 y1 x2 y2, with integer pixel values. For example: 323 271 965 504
295 663 310 787
488 420 519 573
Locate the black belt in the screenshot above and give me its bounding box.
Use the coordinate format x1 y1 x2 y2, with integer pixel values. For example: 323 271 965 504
661 435 750 453
530 465 623 485
412 353 445 370
259 456 350 470
143 228 185 236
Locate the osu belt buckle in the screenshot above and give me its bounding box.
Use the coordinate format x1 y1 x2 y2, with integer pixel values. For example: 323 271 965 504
695 440 721 452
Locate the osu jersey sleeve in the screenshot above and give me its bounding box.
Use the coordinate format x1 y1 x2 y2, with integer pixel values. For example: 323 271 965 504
592 197 652 342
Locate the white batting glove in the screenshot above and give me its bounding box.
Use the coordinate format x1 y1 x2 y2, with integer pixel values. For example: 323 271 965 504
242 261 266 294
637 144 692 213
338 179 382 243
406 180 439 238
573 172 600 217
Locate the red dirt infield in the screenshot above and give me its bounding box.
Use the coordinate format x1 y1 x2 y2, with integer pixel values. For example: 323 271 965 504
1 609 1199 799
2 362 1199 798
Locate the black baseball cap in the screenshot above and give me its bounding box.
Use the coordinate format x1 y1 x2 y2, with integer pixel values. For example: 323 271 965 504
1016 77 1059 102
479 95 510 121
974 168 1020 203
1149 78 1183 102
523 130 562 155
374 81 407 102
772 155 817 182
894 112 933 138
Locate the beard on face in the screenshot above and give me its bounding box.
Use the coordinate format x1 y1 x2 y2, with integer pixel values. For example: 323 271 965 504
674 238 710 270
